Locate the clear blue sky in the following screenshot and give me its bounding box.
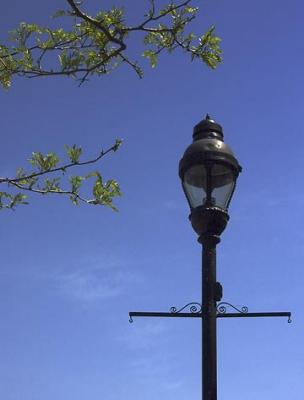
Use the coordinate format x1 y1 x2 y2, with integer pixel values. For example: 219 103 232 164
0 1 303 399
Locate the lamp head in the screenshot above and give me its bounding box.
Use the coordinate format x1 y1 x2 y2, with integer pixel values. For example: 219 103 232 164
179 115 241 239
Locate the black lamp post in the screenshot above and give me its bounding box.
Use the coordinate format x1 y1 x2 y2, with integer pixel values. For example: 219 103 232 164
179 114 241 400
129 114 291 400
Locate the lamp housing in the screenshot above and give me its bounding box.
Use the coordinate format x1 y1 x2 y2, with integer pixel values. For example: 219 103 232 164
179 115 241 238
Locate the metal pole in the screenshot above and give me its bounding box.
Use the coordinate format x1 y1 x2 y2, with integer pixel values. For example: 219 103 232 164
201 235 219 400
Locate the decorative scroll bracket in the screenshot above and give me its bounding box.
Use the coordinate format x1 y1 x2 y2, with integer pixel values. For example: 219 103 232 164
170 302 202 314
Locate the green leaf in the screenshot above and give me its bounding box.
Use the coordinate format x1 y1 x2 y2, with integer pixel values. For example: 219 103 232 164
52 10 66 18
0 192 28 209
69 175 84 193
29 151 59 171
113 138 122 152
142 50 158 68
65 144 82 163
69 195 79 205
43 177 61 191
89 173 121 210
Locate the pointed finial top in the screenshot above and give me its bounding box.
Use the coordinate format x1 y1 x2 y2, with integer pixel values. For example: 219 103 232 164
193 114 223 141
205 113 215 122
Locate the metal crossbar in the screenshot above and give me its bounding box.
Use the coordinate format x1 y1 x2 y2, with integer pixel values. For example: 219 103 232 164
129 310 291 323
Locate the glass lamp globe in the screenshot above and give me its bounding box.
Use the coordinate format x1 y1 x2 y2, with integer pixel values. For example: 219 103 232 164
183 162 236 210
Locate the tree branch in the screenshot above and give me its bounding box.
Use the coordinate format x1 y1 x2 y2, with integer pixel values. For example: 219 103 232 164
66 0 126 48
124 0 192 31
0 1 222 89
0 141 120 185
0 140 122 209
9 181 89 204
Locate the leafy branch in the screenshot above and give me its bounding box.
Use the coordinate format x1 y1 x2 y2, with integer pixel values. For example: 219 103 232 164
0 0 222 88
0 139 122 210
0 1 222 211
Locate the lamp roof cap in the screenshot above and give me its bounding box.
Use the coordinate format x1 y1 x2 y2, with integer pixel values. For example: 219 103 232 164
193 114 223 141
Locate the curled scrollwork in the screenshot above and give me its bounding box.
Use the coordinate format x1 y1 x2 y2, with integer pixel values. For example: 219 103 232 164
170 302 202 314
217 302 248 314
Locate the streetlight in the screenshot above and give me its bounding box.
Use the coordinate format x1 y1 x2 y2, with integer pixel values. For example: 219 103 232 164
179 114 241 400
129 114 291 400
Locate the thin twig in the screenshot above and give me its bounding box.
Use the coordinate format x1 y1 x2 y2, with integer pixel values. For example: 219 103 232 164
118 54 142 77
10 181 89 203
124 0 192 31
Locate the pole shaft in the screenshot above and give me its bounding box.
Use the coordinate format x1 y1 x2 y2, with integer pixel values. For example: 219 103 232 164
202 237 218 400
